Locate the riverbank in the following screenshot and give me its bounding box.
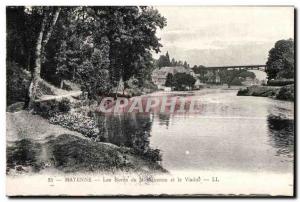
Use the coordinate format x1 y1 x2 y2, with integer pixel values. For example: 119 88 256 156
6 110 166 175
237 85 294 101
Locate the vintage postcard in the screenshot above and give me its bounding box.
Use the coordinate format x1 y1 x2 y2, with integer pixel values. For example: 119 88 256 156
6 6 295 196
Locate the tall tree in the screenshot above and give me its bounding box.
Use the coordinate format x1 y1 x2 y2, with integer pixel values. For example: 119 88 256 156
170 58 176 66
165 51 170 65
165 73 174 87
28 7 61 108
266 39 294 80
157 52 171 67
173 73 196 90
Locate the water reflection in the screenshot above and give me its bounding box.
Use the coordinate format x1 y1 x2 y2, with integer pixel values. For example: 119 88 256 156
96 90 294 173
97 112 161 162
267 114 294 158
158 113 171 128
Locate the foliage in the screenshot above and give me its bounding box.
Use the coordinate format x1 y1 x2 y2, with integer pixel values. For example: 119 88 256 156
267 79 294 86
219 69 254 86
6 61 31 106
276 85 294 101
49 112 100 139
33 98 71 118
266 39 294 80
192 65 206 74
170 58 189 67
173 73 196 90
6 7 41 70
58 98 71 112
156 52 190 68
238 70 256 79
76 60 112 99
230 77 242 85
157 52 170 67
165 73 174 87
7 6 167 100
6 139 42 171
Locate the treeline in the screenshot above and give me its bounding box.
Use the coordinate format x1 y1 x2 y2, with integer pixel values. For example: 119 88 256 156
156 52 190 68
165 73 196 90
7 6 166 105
266 39 294 80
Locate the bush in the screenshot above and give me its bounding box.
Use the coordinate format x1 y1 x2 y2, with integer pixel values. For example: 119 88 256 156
49 112 100 139
35 79 56 98
267 79 294 86
33 98 71 118
230 77 242 85
276 85 294 101
6 61 31 106
33 100 59 118
58 98 71 112
237 88 249 96
143 148 162 162
6 139 42 171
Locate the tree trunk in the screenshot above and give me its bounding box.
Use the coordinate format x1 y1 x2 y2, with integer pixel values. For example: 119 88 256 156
41 7 61 62
28 13 47 109
28 7 61 109
115 78 121 100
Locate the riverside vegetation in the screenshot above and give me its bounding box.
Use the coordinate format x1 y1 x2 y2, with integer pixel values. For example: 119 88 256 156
6 6 167 174
6 6 294 174
237 39 294 101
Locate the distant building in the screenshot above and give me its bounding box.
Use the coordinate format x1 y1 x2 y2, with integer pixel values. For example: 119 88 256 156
241 77 260 86
194 79 205 89
152 66 194 88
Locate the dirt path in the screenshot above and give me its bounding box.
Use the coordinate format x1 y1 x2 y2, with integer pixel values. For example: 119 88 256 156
6 110 87 143
36 90 82 102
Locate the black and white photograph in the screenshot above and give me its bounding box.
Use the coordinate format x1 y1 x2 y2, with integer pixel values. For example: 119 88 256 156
5 5 295 197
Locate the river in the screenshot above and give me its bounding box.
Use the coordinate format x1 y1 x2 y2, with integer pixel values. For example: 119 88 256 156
98 88 294 174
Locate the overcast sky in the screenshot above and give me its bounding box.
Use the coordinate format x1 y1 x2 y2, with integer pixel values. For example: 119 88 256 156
154 6 294 67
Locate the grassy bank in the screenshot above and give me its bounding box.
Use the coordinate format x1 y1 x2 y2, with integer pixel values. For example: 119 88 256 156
237 85 294 101
6 111 166 175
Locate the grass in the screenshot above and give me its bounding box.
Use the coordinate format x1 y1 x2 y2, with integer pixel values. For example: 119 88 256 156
6 111 166 174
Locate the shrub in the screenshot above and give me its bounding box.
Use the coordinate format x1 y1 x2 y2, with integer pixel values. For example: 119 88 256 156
33 100 59 118
6 61 31 105
143 149 162 162
33 98 71 118
237 88 249 96
35 79 56 98
6 139 42 171
230 77 242 85
276 85 294 101
49 112 100 139
267 79 294 86
58 98 71 112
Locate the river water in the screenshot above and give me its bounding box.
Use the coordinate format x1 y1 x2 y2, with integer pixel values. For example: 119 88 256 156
98 88 294 175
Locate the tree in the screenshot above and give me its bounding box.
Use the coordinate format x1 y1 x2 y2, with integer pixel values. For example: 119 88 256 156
170 58 176 66
183 61 188 68
266 39 294 80
173 73 196 90
219 69 247 88
238 70 256 79
28 7 61 108
7 6 167 104
165 51 170 64
157 52 171 67
165 73 173 87
91 6 166 86
76 60 111 99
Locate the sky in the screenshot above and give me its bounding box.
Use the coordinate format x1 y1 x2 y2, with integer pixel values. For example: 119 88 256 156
154 6 294 67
